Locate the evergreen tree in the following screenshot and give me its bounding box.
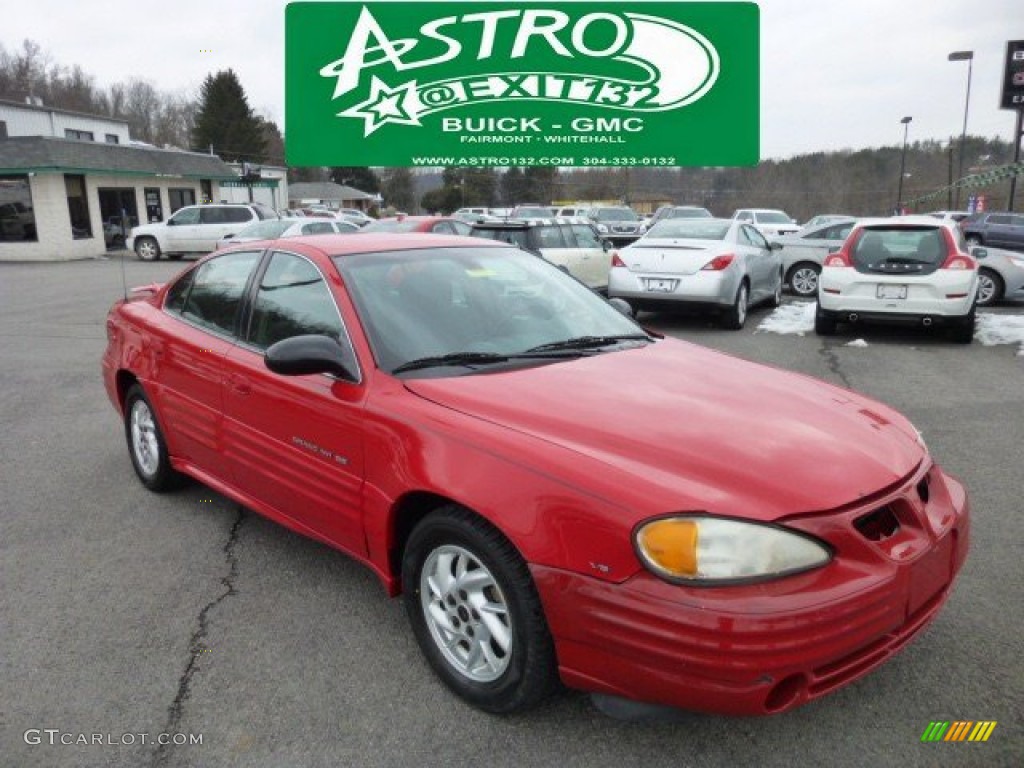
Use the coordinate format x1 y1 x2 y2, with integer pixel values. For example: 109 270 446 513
380 167 415 212
329 167 380 194
191 69 266 162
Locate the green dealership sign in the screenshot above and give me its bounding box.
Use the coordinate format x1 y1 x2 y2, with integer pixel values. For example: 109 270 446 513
285 2 759 167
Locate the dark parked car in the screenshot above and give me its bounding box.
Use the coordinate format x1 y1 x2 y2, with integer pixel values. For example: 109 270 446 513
961 212 1024 251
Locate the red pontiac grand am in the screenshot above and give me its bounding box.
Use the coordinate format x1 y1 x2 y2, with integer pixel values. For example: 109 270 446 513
103 233 969 716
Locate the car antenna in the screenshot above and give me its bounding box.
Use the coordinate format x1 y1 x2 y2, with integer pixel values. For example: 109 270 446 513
119 208 128 301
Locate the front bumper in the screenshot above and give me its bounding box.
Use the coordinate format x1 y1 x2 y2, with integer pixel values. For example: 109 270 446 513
533 463 969 715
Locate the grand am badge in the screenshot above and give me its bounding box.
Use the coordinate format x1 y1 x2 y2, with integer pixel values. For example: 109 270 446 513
286 2 758 166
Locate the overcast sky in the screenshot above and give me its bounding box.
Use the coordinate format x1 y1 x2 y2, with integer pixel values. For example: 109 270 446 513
8 0 1022 160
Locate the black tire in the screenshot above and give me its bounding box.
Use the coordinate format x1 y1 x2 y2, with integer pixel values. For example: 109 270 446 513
787 262 821 298
123 384 184 491
768 270 784 308
134 236 161 261
814 304 838 336
976 268 1004 307
948 308 976 345
720 281 749 330
402 506 557 714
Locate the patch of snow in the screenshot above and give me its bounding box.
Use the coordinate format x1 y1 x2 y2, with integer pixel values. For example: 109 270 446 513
845 338 869 348
756 302 816 336
976 313 1024 355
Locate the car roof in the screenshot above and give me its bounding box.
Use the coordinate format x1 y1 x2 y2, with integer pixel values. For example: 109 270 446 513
270 232 508 257
471 216 591 228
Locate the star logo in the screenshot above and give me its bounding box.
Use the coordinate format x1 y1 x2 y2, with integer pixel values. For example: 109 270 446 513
339 77 421 136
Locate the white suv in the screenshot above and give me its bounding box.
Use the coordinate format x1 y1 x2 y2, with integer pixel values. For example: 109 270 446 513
128 203 277 261
816 217 978 343
732 209 800 238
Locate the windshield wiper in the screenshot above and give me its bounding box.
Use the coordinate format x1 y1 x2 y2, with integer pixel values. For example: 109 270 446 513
524 334 652 353
392 349 584 374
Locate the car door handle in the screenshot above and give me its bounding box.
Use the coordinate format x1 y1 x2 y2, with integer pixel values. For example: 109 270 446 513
228 375 252 396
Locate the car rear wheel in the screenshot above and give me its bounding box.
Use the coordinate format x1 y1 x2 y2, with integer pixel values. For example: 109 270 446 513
787 263 820 298
721 282 749 330
402 506 556 714
134 237 160 261
123 384 184 491
976 268 1004 307
814 304 838 336
948 308 976 344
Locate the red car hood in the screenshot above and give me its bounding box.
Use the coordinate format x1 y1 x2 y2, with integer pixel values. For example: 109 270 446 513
403 339 924 521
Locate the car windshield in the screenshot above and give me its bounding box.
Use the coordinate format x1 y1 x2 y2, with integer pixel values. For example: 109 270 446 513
664 208 711 219
593 208 639 222
645 220 731 240
756 212 792 224
335 246 645 375
362 219 423 233
513 207 553 218
851 226 948 267
234 220 295 239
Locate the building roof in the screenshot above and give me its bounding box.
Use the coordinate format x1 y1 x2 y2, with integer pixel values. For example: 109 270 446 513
288 181 375 202
0 136 237 180
0 98 130 125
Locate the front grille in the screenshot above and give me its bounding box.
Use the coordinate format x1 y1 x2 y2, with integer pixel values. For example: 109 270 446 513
854 506 901 541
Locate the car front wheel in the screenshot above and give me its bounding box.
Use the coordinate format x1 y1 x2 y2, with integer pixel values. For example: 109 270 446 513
123 384 183 491
134 237 161 261
976 268 1004 307
788 263 821 298
402 506 556 714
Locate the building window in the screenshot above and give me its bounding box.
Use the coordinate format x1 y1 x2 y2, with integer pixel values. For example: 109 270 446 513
168 188 197 213
105 134 120 144
64 174 93 239
64 129 95 141
0 121 7 139
0 175 38 242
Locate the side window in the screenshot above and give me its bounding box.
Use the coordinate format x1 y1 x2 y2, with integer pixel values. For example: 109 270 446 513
200 207 228 225
572 225 602 249
534 225 566 249
747 227 769 249
988 215 1010 226
451 220 472 236
822 223 853 240
432 221 456 234
181 251 261 336
302 222 334 235
737 211 752 222
1012 215 1024 228
170 207 200 226
247 252 347 351
165 268 196 315
225 208 253 224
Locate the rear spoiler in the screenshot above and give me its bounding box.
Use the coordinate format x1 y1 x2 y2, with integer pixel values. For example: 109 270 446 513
129 282 164 296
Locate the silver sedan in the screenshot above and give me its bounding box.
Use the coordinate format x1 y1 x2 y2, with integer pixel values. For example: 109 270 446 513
608 218 783 329
218 218 359 248
774 218 856 297
972 245 1024 306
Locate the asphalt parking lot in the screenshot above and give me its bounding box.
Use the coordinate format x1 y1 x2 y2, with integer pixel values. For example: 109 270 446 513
1 254 1021 768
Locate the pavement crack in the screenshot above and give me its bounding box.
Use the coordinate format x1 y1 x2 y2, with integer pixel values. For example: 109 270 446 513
152 505 246 767
818 342 853 389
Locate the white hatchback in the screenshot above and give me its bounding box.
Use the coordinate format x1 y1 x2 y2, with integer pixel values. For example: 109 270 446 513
815 217 978 342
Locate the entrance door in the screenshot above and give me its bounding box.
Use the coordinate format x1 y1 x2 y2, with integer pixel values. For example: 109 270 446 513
97 188 140 247
144 188 163 223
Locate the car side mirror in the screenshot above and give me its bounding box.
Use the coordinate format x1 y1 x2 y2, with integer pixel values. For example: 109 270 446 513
608 297 634 318
770 241 783 250
828 245 841 254
265 334 358 380
166 219 177 226
601 239 612 251
971 247 987 259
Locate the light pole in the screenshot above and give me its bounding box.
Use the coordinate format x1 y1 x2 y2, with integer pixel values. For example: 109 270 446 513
948 50 973 209
896 116 912 214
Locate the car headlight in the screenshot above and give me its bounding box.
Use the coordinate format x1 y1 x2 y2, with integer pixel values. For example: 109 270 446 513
596 224 609 233
634 515 832 584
